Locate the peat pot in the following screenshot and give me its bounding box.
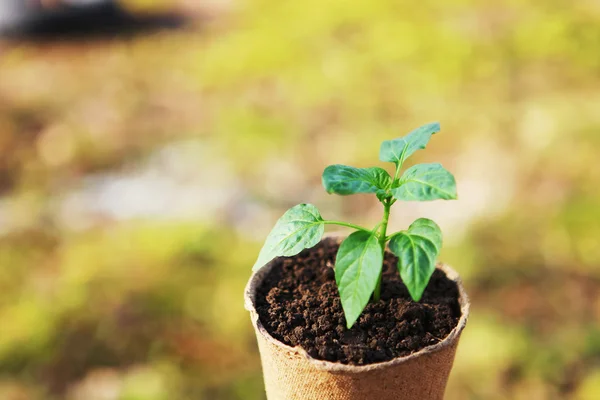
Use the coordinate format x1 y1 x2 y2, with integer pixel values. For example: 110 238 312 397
245 236 470 400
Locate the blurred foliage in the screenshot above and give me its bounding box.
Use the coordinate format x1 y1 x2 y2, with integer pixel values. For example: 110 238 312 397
0 0 599 399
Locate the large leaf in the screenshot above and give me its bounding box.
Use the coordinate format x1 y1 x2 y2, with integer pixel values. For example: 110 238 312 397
379 122 441 166
388 218 442 301
391 163 457 201
252 204 325 271
335 231 383 328
322 165 391 196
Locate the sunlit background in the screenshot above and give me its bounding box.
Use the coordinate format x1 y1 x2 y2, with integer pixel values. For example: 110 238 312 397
0 0 599 399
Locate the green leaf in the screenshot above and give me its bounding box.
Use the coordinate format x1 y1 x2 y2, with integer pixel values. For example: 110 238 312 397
391 163 457 201
335 231 383 328
388 218 443 301
252 204 325 271
379 122 441 166
322 165 391 197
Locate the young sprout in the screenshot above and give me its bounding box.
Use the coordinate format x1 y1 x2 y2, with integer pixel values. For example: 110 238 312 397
252 122 457 328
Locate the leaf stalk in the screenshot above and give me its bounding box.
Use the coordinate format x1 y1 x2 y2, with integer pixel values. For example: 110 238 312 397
323 220 371 233
373 199 391 302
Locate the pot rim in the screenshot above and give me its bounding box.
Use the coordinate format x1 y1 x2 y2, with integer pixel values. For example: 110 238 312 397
244 234 470 374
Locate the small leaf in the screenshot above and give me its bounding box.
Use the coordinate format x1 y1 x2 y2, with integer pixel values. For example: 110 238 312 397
376 190 392 202
335 231 383 328
388 218 443 301
391 163 457 201
322 165 391 196
379 122 441 166
252 204 325 271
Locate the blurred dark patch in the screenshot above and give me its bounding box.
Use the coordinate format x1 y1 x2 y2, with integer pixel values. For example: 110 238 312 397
0 104 49 194
470 267 600 335
1 2 187 41
176 233 219 267
38 294 169 395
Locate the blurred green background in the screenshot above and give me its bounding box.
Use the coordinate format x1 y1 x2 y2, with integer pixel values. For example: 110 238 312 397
0 0 599 399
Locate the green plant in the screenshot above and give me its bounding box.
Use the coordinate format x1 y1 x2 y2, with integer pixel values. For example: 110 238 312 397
252 122 457 328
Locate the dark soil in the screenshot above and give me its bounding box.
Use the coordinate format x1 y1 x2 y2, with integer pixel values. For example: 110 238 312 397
255 237 461 365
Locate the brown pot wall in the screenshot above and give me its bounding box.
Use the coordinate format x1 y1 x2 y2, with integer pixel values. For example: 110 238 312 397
245 237 470 400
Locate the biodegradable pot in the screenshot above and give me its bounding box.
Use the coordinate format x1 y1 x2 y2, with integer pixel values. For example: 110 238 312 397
245 236 470 400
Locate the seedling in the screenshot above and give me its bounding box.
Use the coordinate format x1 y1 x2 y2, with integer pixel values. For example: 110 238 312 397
253 122 457 328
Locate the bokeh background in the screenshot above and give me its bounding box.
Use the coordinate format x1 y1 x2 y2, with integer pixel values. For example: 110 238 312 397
0 0 599 399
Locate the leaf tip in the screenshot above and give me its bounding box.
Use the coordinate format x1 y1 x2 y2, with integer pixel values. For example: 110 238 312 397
251 258 268 272
410 292 423 302
447 187 458 200
406 284 426 302
421 121 441 135
345 316 358 329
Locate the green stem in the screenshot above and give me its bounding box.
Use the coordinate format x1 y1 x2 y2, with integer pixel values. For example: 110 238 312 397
393 161 403 181
385 231 402 242
371 222 382 233
373 199 391 302
323 220 371 233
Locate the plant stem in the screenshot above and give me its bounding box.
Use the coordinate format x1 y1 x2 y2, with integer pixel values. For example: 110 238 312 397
393 161 403 181
385 231 402 242
373 199 391 302
323 220 371 233
371 221 382 233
